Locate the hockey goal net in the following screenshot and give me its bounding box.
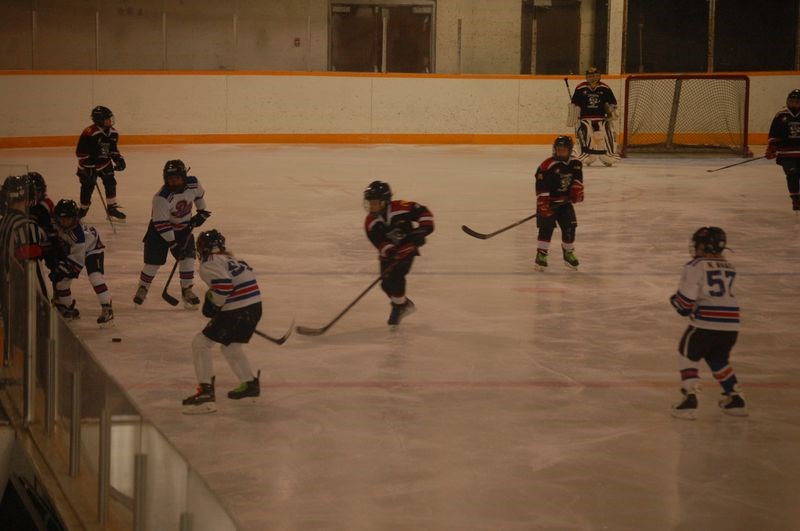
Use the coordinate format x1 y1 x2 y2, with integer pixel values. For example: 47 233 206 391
621 74 750 157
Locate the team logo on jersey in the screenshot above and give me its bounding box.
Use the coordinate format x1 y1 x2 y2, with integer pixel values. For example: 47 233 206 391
173 199 192 218
789 121 800 138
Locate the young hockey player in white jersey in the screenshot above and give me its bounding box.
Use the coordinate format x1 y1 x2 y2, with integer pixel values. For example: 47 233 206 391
182 229 262 414
669 227 746 419
133 160 210 309
50 199 113 326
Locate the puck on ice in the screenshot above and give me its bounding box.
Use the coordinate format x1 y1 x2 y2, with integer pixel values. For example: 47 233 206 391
112 337 122 343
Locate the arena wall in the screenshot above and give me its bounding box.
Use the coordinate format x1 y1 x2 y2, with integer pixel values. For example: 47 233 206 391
1 71 798 148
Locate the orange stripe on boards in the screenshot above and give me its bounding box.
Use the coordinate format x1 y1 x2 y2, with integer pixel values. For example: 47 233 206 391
0 133 769 149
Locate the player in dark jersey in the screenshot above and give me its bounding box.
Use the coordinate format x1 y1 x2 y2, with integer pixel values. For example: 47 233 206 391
26 172 58 273
569 67 618 166
363 181 434 326
534 136 584 271
75 105 127 221
766 89 800 211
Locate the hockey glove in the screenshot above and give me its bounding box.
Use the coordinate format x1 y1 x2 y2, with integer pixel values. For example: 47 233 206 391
202 291 221 318
569 181 585 203
765 144 778 160
113 156 126 171
189 209 211 228
408 228 428 247
536 195 553 218
49 262 75 283
393 243 417 261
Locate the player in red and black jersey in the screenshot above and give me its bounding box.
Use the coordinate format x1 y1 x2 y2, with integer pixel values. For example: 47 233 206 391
766 89 800 211
75 105 127 221
569 67 619 166
363 181 434 326
534 136 584 271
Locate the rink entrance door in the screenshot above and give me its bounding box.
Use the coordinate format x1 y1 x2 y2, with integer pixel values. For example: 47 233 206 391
330 2 434 73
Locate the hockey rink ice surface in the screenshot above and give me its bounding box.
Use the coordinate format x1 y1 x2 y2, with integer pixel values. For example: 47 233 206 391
3 144 800 530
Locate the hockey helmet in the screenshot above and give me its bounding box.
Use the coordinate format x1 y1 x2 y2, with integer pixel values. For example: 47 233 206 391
691 226 726 256
787 89 800 111
585 67 601 85
196 229 226 259
2 175 30 205
552 135 574 161
27 171 46 201
163 159 188 191
54 199 80 229
363 180 392 202
91 105 114 127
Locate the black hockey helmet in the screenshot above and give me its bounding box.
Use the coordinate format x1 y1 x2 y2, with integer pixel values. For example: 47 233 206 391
363 180 392 202
787 89 800 110
27 171 46 201
196 229 226 259
2 175 29 205
91 105 114 127
54 199 80 229
692 226 727 256
552 135 574 161
163 159 188 191
585 67 601 85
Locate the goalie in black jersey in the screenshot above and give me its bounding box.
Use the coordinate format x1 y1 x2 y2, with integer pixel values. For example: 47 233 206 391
363 181 434 326
534 136 584 271
766 89 800 211
568 67 619 166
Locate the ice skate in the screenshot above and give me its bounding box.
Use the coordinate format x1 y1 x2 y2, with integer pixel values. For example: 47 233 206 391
719 392 748 417
182 285 201 310
600 154 618 167
791 195 800 211
106 204 127 222
133 285 148 306
534 250 548 272
97 303 114 328
228 370 261 402
55 301 80 320
671 389 698 420
388 299 416 326
562 249 579 270
182 377 216 414
78 206 89 219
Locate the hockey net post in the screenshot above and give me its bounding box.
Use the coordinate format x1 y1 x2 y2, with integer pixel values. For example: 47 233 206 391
621 74 751 158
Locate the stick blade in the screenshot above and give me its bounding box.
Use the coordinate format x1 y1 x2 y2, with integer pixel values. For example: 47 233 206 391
295 325 327 336
461 224 490 239
162 291 180 306
273 319 295 345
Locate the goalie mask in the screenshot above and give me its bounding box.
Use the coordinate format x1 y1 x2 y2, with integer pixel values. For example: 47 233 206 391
196 229 226 259
552 135 574 162
163 159 188 192
54 199 80 230
91 105 114 127
363 180 392 212
787 89 800 112
585 67 601 86
691 226 726 256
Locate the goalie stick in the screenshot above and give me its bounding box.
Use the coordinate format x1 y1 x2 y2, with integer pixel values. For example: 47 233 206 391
461 212 537 240
295 263 398 336
254 319 294 345
706 156 765 173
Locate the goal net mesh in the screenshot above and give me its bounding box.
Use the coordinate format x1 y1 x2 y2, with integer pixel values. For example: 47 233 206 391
622 75 750 157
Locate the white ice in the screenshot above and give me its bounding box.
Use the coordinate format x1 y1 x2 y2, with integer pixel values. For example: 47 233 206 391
3 144 799 530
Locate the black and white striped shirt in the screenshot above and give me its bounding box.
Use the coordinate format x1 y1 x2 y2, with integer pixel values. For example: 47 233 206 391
0 207 44 309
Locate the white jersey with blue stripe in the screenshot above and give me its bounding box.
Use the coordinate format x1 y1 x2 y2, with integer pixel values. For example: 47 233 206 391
671 257 740 331
57 222 104 275
150 176 207 243
199 253 261 312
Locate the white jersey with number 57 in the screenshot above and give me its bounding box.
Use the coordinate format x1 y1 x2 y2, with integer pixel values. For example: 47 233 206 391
200 253 262 312
671 258 740 331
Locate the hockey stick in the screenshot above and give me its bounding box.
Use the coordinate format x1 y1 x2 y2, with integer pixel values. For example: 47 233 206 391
254 319 294 346
706 156 765 173
94 182 117 235
295 263 398 336
161 226 195 306
461 212 537 240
